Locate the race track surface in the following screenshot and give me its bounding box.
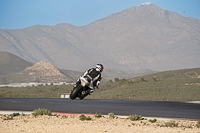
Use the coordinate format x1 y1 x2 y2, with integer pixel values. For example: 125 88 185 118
0 98 200 120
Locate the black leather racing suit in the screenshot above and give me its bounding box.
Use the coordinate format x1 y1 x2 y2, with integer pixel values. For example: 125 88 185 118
83 68 102 88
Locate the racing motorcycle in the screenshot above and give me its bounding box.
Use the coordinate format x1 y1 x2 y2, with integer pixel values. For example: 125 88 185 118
70 77 98 100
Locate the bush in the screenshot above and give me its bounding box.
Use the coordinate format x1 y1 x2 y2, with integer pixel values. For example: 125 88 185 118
196 121 200 128
109 79 113 83
128 114 142 121
4 115 13 120
12 113 20 117
119 78 128 83
108 112 115 118
140 78 147 82
22 112 25 116
4 113 20 120
95 113 102 118
32 108 52 116
149 119 157 123
79 115 91 121
114 78 119 82
165 121 178 127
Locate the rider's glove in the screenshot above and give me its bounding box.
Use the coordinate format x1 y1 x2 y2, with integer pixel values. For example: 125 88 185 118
96 81 100 86
96 81 100 89
76 78 81 84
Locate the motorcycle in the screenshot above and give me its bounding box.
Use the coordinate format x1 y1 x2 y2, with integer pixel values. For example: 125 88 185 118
70 77 97 100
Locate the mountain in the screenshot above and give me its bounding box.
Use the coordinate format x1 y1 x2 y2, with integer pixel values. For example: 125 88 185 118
0 52 156 84
0 52 33 75
0 4 200 72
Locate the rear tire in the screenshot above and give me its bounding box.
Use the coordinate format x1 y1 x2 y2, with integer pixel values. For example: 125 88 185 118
70 84 82 100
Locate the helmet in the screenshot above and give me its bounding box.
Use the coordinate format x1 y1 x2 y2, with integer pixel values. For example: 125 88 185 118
96 64 104 72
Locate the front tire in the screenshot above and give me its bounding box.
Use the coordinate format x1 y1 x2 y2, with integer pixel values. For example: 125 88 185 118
70 84 82 100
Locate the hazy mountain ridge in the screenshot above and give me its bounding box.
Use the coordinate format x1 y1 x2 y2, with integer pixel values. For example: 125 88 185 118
0 52 77 84
0 52 33 75
0 4 199 71
82 4 200 70
0 52 156 84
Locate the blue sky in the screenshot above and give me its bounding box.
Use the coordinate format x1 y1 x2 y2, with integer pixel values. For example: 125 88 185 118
0 0 200 29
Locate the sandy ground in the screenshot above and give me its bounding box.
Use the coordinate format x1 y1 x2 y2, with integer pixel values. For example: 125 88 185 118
0 114 200 133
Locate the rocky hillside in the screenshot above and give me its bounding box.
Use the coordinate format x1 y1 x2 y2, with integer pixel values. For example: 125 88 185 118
0 4 199 72
24 62 71 83
0 62 74 84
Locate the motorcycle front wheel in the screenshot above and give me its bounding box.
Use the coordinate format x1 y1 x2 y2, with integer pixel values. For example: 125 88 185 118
70 84 82 100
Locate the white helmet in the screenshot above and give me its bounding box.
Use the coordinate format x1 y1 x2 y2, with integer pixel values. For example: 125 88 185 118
96 64 104 72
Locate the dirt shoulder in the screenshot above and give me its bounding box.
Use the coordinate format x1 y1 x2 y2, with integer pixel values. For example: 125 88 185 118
0 114 199 133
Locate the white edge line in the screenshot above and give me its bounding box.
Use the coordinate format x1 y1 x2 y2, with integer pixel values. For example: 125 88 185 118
0 111 33 114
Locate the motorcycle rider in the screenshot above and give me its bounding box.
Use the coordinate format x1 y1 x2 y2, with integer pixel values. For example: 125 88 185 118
76 64 104 96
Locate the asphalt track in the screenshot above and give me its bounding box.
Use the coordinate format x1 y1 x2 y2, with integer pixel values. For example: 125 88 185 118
0 98 200 120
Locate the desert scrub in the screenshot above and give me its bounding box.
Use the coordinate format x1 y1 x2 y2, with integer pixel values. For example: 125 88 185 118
12 113 20 117
132 123 135 125
149 119 157 123
56 115 60 117
79 115 92 121
22 112 25 116
165 121 178 127
95 113 102 118
61 115 67 119
4 113 20 120
32 108 52 116
196 121 200 128
108 112 115 118
128 114 142 121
